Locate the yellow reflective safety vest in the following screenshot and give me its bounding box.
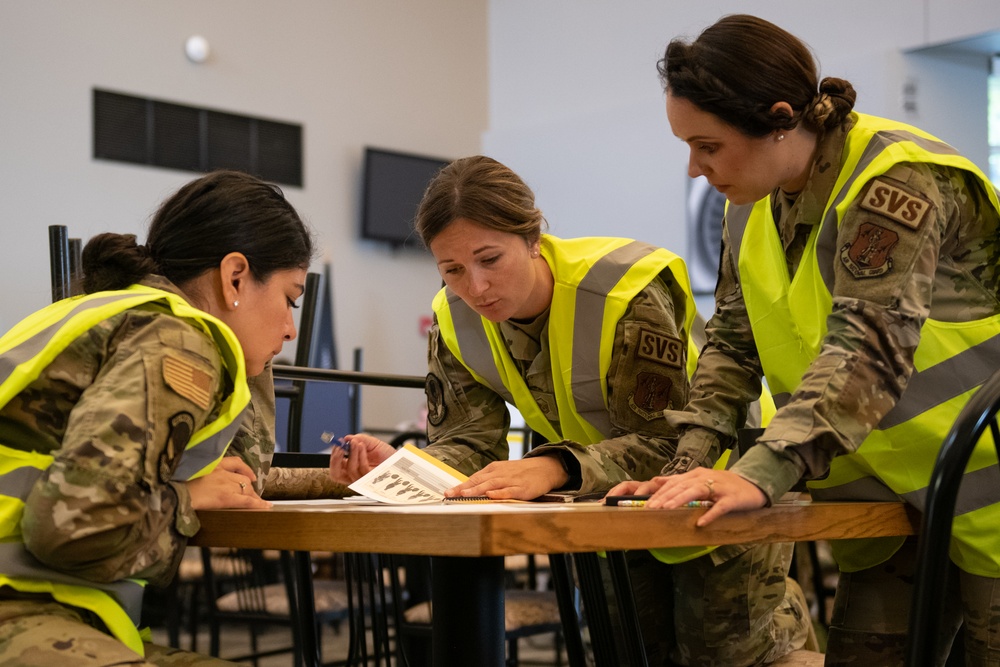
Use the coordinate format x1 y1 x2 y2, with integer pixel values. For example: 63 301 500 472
0 284 250 653
726 113 1000 575
435 235 731 564
434 235 700 445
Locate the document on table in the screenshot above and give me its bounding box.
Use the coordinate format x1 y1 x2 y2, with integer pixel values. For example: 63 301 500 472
348 444 468 504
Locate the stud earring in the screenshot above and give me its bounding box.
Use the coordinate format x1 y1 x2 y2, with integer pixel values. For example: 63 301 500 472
233 300 239 307
777 134 786 141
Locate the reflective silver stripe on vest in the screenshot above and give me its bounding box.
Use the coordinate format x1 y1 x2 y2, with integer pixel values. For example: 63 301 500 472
725 205 753 266
571 241 662 437
879 333 1000 429
0 541 144 624
811 456 1000 517
0 293 136 386
901 462 1000 516
810 475 902 503
447 291 515 404
815 129 961 291
171 404 249 480
0 466 44 500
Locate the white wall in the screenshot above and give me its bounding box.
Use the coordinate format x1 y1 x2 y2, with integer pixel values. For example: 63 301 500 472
485 0 1000 281
3 0 999 433
0 0 489 431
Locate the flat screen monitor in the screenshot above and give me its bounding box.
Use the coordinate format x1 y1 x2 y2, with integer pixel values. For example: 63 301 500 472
361 147 450 249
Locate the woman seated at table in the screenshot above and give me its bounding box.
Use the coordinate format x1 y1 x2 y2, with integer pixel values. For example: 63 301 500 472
0 170 314 666
330 155 813 665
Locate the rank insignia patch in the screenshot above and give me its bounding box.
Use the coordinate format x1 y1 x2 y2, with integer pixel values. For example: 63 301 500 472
840 222 899 278
635 329 684 369
860 178 930 229
628 371 673 421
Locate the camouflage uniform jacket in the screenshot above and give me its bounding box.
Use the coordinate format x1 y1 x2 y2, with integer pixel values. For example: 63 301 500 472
668 114 1000 503
2 276 233 588
424 271 693 493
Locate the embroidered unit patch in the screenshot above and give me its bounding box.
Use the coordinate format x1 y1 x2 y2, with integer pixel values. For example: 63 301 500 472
628 371 673 421
425 372 447 426
162 411 195 480
840 222 899 278
860 178 930 229
635 329 683 369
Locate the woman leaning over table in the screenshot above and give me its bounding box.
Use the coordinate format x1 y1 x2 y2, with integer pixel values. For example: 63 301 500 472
0 170 314 666
330 154 813 666
610 14 1000 666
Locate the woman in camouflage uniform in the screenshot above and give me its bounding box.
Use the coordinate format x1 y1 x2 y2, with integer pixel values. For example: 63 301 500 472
612 14 1000 666
331 155 813 666
0 170 313 666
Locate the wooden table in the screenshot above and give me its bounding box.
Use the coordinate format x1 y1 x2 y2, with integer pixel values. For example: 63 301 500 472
191 499 919 667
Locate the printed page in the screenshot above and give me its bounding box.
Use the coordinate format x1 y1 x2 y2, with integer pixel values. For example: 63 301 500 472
348 444 468 504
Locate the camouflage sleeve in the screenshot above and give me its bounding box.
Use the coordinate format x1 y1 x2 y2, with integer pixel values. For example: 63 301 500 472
525 274 686 493
261 467 352 500
736 162 963 503
227 362 277 494
20 312 226 587
422 322 511 476
666 222 767 471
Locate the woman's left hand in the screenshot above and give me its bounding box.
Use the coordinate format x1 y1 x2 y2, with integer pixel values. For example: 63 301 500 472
444 456 568 501
188 456 272 510
607 467 767 526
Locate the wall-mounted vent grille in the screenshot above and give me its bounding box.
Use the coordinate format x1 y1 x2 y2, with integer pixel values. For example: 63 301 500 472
93 89 303 187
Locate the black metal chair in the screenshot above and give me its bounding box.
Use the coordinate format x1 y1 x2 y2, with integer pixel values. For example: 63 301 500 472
906 366 1000 667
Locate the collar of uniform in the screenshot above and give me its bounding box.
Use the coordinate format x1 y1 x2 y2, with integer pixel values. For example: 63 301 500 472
138 274 191 301
501 307 550 362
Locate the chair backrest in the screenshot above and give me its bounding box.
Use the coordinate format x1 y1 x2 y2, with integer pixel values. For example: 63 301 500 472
199 547 304 666
274 270 364 452
273 365 424 454
276 271 321 453
906 366 1000 666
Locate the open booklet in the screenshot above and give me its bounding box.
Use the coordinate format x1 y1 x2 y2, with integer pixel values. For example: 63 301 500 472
347 444 604 505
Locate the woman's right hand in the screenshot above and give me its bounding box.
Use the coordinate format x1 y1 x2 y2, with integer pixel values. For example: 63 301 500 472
328 433 395 484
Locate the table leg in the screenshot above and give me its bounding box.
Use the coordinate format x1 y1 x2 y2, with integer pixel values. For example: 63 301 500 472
431 555 504 667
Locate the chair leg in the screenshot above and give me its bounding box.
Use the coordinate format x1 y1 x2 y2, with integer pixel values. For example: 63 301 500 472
209 616 221 657
572 553 619 667
549 554 587 667
507 637 518 667
606 551 649 667
250 625 260 667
